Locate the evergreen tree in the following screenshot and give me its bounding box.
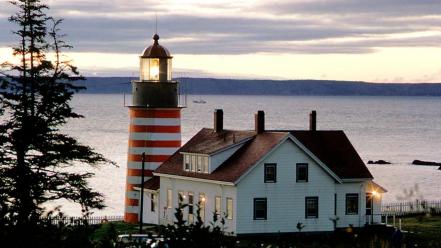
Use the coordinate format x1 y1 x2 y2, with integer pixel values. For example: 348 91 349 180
0 0 113 244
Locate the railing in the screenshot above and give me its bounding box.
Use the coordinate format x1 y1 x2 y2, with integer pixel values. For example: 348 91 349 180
382 200 441 216
42 215 124 226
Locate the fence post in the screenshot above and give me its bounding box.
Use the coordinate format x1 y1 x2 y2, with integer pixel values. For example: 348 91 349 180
393 215 396 227
385 214 388 225
399 219 402 230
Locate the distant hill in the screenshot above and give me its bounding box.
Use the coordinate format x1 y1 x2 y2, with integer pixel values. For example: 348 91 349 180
77 77 441 96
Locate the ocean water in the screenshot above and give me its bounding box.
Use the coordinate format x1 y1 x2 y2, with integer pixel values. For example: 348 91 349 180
53 94 441 215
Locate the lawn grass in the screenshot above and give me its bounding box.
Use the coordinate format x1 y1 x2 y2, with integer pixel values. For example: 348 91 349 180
398 214 441 247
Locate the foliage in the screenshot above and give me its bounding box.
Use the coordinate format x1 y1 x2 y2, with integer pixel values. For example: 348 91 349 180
296 222 305 232
157 197 235 248
0 0 113 246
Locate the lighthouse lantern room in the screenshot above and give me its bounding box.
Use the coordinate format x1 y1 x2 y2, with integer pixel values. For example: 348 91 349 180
125 34 182 223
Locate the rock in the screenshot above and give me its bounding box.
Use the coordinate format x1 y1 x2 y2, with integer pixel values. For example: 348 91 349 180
367 160 391 165
412 160 441 166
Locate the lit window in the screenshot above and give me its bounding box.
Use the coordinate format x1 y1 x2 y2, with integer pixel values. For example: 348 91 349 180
346 194 359 215
264 163 277 183
149 58 160 80
199 193 206 221
226 198 233 220
151 193 156 212
305 197 319 218
167 189 172 208
215 196 221 216
296 163 308 182
253 198 267 220
188 192 194 223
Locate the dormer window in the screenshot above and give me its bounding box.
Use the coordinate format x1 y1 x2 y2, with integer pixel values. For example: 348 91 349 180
184 155 190 171
183 153 209 174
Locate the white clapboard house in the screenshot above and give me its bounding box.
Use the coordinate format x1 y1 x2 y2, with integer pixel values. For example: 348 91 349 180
139 110 386 235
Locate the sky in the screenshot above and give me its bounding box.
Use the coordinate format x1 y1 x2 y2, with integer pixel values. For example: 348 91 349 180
1 0 441 82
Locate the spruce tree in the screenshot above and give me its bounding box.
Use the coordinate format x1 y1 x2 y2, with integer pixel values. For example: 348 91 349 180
0 0 113 239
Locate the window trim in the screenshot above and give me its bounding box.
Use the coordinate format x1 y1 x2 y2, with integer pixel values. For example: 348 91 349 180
345 193 359 215
253 198 268 220
296 163 309 182
305 196 319 219
264 163 277 183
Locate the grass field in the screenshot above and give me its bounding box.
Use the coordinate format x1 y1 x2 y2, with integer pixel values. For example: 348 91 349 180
399 214 441 247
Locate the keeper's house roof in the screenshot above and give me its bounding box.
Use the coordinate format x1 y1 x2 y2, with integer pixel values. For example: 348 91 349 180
154 128 373 184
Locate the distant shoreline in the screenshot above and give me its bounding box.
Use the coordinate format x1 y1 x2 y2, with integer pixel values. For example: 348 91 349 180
77 77 441 96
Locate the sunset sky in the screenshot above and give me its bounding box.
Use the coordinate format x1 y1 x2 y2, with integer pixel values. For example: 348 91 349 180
1 0 441 82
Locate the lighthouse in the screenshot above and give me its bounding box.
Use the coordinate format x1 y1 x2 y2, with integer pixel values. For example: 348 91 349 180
124 34 182 223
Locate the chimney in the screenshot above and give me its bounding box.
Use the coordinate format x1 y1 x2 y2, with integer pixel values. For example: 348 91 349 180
309 110 317 131
255 110 265 134
214 109 223 132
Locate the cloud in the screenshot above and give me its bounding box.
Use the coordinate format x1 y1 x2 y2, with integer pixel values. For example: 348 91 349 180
0 0 441 55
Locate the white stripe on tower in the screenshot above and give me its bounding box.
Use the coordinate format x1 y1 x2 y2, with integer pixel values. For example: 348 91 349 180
124 108 181 223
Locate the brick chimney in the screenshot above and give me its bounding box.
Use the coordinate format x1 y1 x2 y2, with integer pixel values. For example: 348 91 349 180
310 110 317 131
255 110 265 134
214 109 223 132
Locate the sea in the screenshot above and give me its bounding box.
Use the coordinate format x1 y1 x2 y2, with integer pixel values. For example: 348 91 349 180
53 94 441 216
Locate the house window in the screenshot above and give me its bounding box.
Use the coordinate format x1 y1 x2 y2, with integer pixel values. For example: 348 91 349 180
334 194 337 216
199 193 206 221
305 197 319 218
178 191 185 206
253 198 267 220
167 189 172 208
184 155 190 171
188 192 194 223
191 155 197 172
215 196 221 215
151 193 156 212
197 156 202 172
346 193 359 215
366 193 373 215
296 163 308 182
226 198 233 220
264 163 277 183
203 156 209 173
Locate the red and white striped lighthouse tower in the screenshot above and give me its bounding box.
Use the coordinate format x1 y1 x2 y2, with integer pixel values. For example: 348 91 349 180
125 34 182 223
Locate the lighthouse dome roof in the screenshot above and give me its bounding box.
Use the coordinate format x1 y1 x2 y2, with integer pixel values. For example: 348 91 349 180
141 34 172 58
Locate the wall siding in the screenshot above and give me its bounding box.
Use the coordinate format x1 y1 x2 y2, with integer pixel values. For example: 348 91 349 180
236 139 337 234
142 191 159 224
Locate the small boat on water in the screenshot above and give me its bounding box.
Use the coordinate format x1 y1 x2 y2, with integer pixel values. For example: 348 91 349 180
192 99 207 104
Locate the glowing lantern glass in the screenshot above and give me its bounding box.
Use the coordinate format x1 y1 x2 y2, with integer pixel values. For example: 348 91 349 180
139 34 173 82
